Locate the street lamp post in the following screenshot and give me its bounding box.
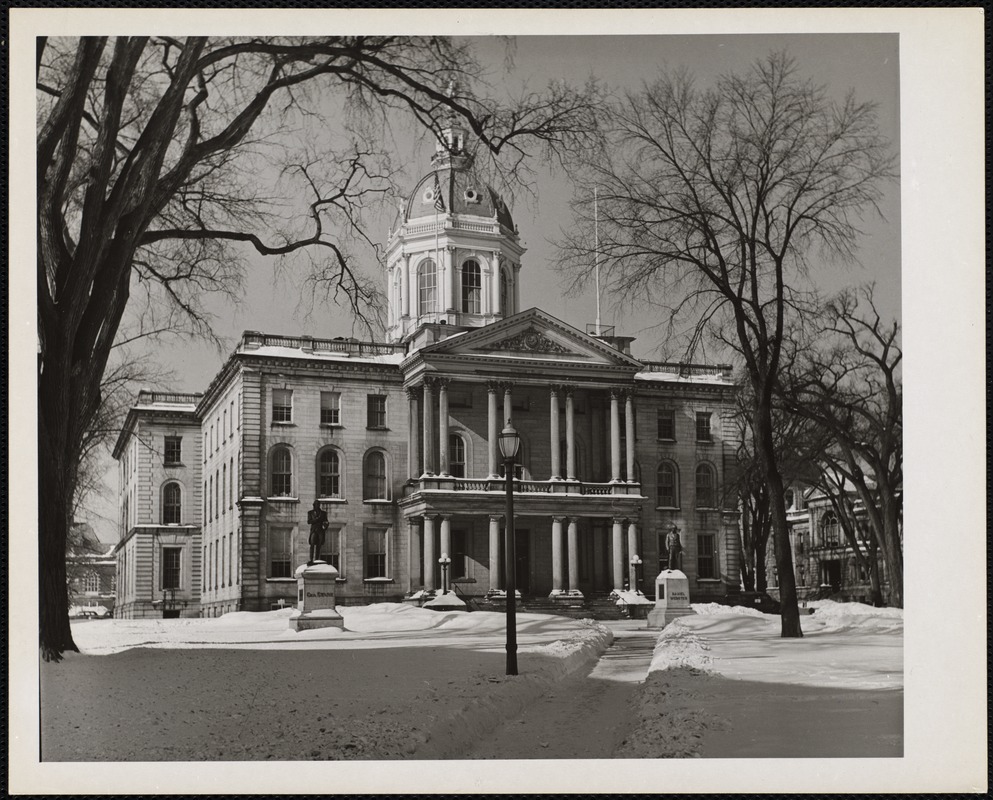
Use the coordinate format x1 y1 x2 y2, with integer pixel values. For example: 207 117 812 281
439 553 451 594
498 421 522 676
631 555 643 593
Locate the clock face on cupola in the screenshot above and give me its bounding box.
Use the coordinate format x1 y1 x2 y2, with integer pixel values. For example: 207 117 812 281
385 119 526 346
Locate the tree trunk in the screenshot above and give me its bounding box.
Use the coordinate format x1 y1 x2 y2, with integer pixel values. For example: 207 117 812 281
739 506 755 592
38 377 81 661
868 549 884 607
754 397 802 637
880 497 904 608
754 538 767 593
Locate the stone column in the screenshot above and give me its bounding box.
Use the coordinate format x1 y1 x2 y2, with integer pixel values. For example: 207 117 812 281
625 391 636 482
487 382 500 478
512 263 521 314
612 517 625 591
491 255 502 316
438 378 450 476
489 515 502 591
444 245 456 313
440 515 452 561
409 517 423 588
549 386 561 480
723 510 742 591
400 254 410 318
550 516 565 595
406 388 421 479
423 515 436 591
422 378 435 475
567 517 580 594
503 382 513 427
609 389 622 482
627 521 639 590
565 387 576 480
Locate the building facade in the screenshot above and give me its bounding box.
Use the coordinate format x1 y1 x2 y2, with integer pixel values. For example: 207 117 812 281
114 123 742 617
765 484 892 605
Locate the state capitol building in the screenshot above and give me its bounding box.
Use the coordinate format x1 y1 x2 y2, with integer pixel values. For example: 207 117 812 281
112 121 741 619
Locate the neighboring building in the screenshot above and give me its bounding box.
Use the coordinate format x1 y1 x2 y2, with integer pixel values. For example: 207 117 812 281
112 393 203 618
67 522 117 617
766 483 892 604
114 121 741 617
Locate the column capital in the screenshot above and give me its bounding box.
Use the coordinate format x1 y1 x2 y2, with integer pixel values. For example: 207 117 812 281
423 512 438 521
436 376 451 389
568 516 581 525
562 384 577 397
552 515 567 524
489 514 504 524
404 386 420 400
610 386 625 400
486 380 502 394
499 381 515 394
440 513 452 521
612 516 627 525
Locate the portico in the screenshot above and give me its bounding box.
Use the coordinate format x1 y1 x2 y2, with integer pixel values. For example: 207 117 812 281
398 308 648 598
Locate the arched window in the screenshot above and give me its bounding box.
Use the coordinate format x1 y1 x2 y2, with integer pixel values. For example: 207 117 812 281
83 572 100 592
657 462 678 508
270 447 292 497
821 511 840 547
695 463 716 509
499 268 509 314
319 449 342 498
163 482 182 524
363 450 388 500
449 434 466 478
461 259 481 313
418 259 437 316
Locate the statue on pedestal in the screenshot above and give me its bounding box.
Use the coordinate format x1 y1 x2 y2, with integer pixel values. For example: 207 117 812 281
665 525 683 571
307 500 329 564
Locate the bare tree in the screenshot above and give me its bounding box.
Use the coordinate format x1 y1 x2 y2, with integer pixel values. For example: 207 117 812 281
37 35 600 660
557 52 895 636
783 285 902 607
728 371 828 594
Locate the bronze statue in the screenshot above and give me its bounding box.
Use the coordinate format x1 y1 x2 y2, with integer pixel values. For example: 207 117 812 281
665 525 682 570
307 500 329 563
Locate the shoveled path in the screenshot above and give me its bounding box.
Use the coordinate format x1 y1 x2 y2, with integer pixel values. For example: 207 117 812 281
459 623 657 760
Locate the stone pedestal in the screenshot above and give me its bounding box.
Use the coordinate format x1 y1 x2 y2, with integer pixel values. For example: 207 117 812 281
289 561 344 631
423 589 467 612
647 569 695 629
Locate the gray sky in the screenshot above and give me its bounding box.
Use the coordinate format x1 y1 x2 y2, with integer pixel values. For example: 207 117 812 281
145 33 901 393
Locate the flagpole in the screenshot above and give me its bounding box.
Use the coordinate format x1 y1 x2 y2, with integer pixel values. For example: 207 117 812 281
594 186 602 336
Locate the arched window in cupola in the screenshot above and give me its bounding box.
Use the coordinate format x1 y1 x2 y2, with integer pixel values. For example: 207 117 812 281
461 259 482 314
418 259 437 317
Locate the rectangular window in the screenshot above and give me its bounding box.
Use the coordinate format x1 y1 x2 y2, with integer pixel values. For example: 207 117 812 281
272 389 293 423
697 533 716 579
223 409 227 441
364 527 388 579
228 533 234 586
320 527 343 574
164 436 182 465
321 391 341 426
230 457 235 510
268 527 293 578
657 409 675 441
367 395 387 429
162 547 182 590
695 412 712 442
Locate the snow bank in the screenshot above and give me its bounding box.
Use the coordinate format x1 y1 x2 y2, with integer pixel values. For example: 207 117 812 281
806 600 903 634
648 618 713 673
691 602 766 617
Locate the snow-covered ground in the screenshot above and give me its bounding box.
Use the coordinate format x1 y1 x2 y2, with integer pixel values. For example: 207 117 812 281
652 600 903 690
31 600 917 792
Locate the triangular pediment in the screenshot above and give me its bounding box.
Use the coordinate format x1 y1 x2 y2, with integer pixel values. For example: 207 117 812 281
418 308 643 368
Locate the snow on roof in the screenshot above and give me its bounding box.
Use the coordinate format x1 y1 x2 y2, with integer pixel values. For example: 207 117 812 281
634 370 733 385
239 344 406 367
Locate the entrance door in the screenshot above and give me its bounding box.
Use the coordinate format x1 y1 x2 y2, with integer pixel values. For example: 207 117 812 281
514 528 530 595
163 609 180 619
